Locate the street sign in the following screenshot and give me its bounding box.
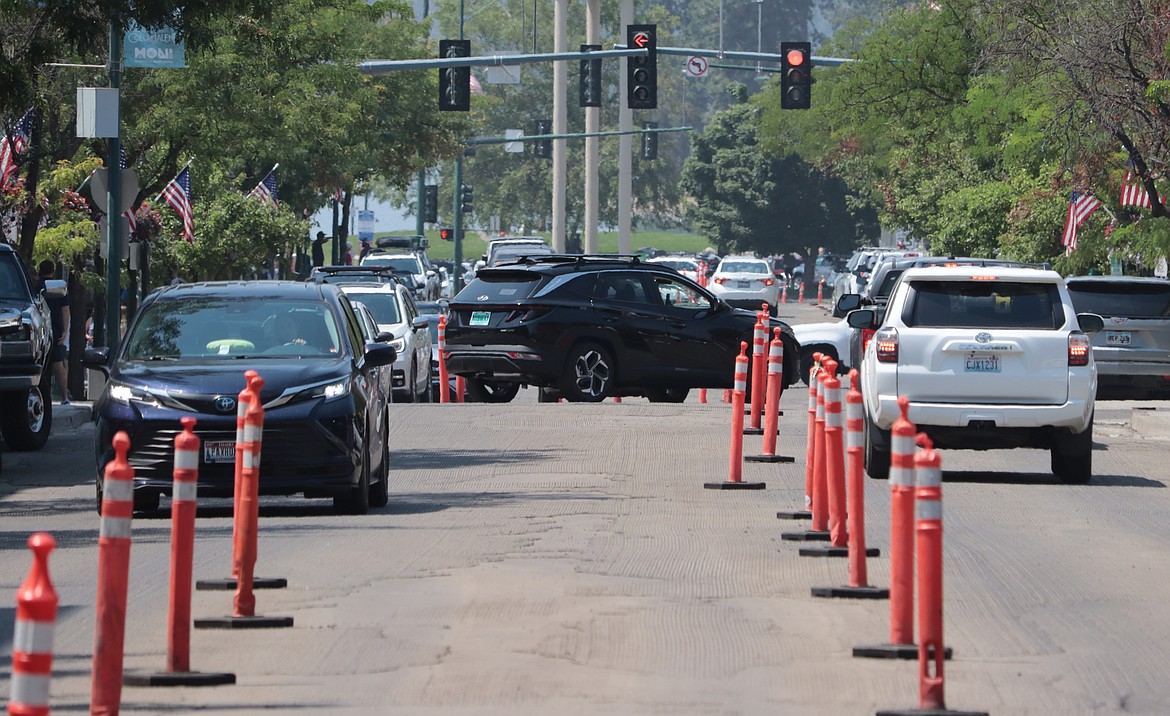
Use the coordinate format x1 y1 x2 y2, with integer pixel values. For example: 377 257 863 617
686 56 708 77
357 210 375 241
504 129 524 153
123 21 186 68
90 168 139 214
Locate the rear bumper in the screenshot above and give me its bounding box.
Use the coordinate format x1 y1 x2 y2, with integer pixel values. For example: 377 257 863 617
870 395 1094 437
444 344 553 384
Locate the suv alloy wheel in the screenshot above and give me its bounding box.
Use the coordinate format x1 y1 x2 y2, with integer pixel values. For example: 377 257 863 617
561 342 615 402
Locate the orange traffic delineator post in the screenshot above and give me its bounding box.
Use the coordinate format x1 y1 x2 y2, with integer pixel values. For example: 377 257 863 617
744 312 768 435
9 533 58 716
197 371 285 592
782 360 831 540
196 374 293 630
455 375 466 403
705 342 764 490
747 328 794 464
876 436 980 716
816 278 824 305
813 370 888 598
91 432 135 715
797 282 805 303
699 388 707 404
780 284 788 303
126 418 235 687
855 398 951 661
438 315 451 403
777 356 820 521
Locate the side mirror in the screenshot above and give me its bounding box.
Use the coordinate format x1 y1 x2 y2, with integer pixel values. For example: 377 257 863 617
836 293 862 314
375 331 394 343
82 346 110 369
411 316 429 330
1077 312 1105 334
846 309 877 329
363 343 397 367
41 279 67 298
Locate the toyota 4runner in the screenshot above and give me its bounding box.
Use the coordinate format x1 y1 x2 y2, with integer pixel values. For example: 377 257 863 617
850 265 1104 483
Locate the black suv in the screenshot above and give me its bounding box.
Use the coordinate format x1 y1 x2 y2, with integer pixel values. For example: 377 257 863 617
444 255 800 402
83 280 398 514
0 244 66 451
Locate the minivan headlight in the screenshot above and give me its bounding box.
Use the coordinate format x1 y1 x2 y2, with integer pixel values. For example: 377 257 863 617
108 383 161 407
297 378 349 402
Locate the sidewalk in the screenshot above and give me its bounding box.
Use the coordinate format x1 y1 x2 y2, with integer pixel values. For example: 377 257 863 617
54 400 94 430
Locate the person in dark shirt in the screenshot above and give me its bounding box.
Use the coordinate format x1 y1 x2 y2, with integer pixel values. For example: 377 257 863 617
312 231 328 267
36 260 71 404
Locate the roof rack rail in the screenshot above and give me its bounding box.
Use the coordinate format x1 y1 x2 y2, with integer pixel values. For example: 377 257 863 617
375 235 428 251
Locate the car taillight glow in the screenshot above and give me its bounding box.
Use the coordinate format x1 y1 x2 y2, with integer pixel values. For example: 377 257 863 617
971 275 997 281
875 327 898 363
1068 333 1091 366
714 277 727 285
761 278 774 286
861 328 876 354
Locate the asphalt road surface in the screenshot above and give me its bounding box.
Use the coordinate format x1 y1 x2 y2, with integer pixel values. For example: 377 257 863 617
2 299 1169 715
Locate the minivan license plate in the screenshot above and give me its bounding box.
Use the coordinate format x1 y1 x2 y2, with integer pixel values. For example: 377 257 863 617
965 353 1000 373
1106 331 1131 345
204 441 235 464
470 311 491 326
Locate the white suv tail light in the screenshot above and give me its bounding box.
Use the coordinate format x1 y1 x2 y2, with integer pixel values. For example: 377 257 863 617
875 327 899 363
1068 332 1091 367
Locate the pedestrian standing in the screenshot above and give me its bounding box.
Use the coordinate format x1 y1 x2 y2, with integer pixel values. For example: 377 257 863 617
36 260 71 404
312 231 328 268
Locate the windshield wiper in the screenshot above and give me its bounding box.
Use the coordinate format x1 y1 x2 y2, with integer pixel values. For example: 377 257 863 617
140 355 179 361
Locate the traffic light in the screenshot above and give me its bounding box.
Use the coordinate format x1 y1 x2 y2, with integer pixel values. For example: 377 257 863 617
580 44 602 108
423 184 438 224
780 42 812 110
626 24 657 110
641 121 658 160
533 119 552 159
438 39 471 111
460 184 473 214
439 227 454 241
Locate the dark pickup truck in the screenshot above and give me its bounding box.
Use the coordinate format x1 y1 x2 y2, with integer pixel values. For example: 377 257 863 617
0 243 66 451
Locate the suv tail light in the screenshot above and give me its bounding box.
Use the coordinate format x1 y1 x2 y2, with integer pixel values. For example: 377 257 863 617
875 327 899 363
1068 332 1091 366
861 328 876 355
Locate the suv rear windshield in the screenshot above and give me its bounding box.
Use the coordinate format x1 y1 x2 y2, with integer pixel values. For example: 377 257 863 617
364 255 421 273
459 271 542 302
905 280 1064 330
1067 281 1170 318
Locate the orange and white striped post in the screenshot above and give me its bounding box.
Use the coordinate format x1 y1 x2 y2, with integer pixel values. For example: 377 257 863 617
777 353 819 521
822 361 847 545
705 342 764 490
745 312 768 435
811 370 888 596
9 533 57 716
780 283 788 304
817 278 824 305
438 315 451 403
747 328 793 464
797 282 805 303
698 388 707 404
91 432 134 716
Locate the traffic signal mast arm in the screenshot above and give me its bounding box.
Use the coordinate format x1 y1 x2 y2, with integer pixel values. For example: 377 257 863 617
359 48 649 75
463 125 693 147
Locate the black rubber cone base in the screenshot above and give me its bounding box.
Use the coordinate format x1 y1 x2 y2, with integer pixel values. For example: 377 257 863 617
781 530 830 541
196 577 287 591
704 481 766 490
745 454 796 463
124 670 236 687
799 545 881 558
777 510 811 520
743 427 765 435
194 615 294 630
854 643 953 660
876 708 987 716
811 585 890 600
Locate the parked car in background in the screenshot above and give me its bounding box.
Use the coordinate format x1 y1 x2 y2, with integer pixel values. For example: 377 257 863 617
476 237 550 273
791 254 841 292
83 281 398 514
851 266 1104 483
1065 275 1170 400
647 255 701 282
707 256 782 315
337 281 432 403
489 243 556 267
444 255 800 402
363 236 441 300
0 244 65 451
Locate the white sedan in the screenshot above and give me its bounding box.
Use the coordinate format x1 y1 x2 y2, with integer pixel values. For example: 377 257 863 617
792 319 854 381
707 256 781 314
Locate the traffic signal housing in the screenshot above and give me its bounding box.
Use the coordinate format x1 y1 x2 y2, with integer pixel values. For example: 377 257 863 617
438 39 471 111
580 44 602 108
781 42 812 110
439 227 455 241
641 122 658 160
533 119 552 159
460 184 474 214
626 24 657 110
423 184 438 224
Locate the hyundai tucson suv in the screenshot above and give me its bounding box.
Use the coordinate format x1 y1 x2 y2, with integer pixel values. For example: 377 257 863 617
83 281 398 514
851 266 1104 483
443 255 800 402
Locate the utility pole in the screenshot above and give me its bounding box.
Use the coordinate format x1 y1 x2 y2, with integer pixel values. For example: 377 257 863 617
105 16 122 349
551 0 568 252
584 0 600 253
617 0 633 254
452 0 466 291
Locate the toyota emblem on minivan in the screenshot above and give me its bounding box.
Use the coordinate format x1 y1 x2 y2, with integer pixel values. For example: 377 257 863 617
975 332 992 343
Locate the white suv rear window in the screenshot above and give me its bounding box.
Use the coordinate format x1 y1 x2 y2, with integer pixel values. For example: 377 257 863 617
906 281 1064 330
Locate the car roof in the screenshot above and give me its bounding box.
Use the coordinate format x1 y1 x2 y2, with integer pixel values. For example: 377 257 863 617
899 266 1062 282
470 254 684 277
151 280 334 300
336 282 401 294
1066 275 1170 285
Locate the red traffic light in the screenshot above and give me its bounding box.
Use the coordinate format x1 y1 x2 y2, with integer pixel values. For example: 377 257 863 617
786 49 807 66
439 227 454 241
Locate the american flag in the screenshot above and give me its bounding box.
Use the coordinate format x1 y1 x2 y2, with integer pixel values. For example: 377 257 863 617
1061 191 1102 254
118 146 137 233
333 187 345 204
0 109 35 187
249 167 278 208
160 166 194 243
1120 169 1153 208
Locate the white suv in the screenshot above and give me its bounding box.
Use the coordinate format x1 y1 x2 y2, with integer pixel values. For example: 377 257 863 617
850 266 1104 483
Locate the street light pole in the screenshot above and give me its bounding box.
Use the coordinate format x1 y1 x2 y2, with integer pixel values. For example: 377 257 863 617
105 16 122 349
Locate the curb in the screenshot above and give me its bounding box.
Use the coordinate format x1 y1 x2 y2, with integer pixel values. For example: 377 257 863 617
1130 407 1170 439
54 402 94 430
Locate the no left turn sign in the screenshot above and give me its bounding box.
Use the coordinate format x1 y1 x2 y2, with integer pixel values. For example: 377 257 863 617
686 56 708 78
